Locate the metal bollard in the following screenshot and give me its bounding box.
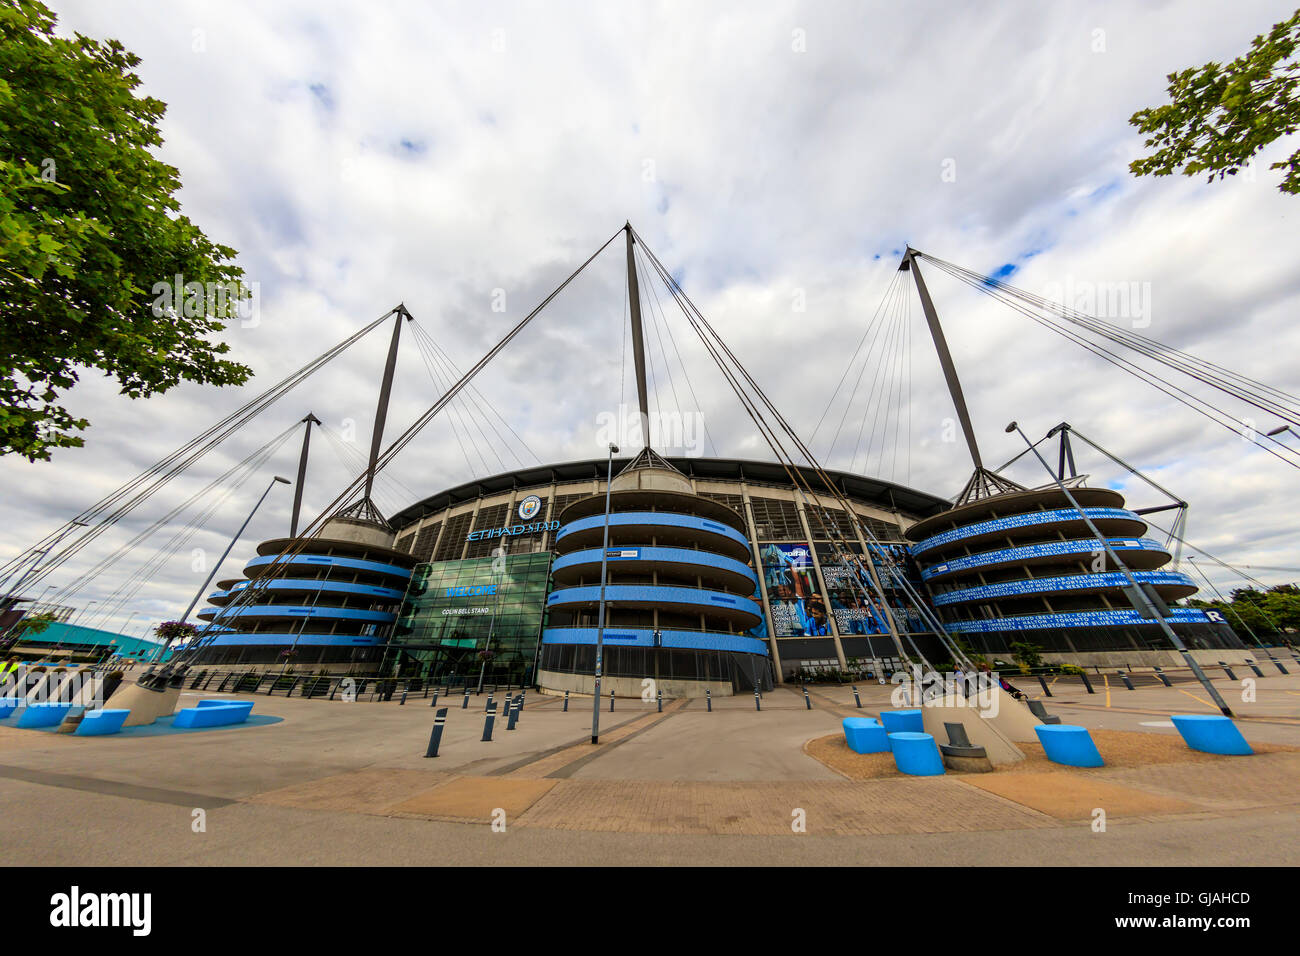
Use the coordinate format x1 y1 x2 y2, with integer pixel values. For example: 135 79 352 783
1119 672 1135 691
1218 661 1238 681
329 680 338 701
1270 657 1290 675
506 698 520 731
485 693 494 714
512 694 523 725
518 690 526 712
399 687 408 705
754 688 761 711
481 702 497 741
1153 666 1172 687
657 689 663 713
424 708 448 758
563 689 569 712
802 686 812 710
462 688 470 709
609 688 615 712
1078 671 1095 694
1037 675 1053 698
852 685 862 708
1245 660 1264 678
430 689 439 707
706 689 712 712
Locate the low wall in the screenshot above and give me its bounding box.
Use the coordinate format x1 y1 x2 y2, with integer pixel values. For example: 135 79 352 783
1041 648 1276 669
537 670 733 699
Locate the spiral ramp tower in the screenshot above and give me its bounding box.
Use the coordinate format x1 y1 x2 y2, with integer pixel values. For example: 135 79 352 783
195 514 417 666
537 448 772 697
906 484 1244 665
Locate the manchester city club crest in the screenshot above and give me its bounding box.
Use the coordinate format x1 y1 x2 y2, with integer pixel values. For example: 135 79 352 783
517 495 542 521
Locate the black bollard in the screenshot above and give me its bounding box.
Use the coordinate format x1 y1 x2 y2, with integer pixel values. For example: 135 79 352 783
706 689 712 712
1037 675 1053 698
462 688 470 709
1078 671 1096 694
424 708 448 758
1218 661 1238 681
852 685 862 708
518 690 526 712
481 702 497 741
512 694 523 725
657 689 663 713
506 698 520 731
754 688 761 712
1119 672 1135 691
485 693 494 714
430 689 439 707
1270 657 1290 675
1153 666 1172 687
609 688 615 712
802 686 812 710
563 689 569 712
1245 660 1265 678
399 687 408 705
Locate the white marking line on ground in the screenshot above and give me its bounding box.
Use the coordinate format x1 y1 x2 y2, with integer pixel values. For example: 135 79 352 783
1139 720 1176 728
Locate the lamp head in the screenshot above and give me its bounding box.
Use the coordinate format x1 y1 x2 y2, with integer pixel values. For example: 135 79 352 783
273 476 291 484
609 443 619 454
1004 422 1018 433
1267 426 1287 436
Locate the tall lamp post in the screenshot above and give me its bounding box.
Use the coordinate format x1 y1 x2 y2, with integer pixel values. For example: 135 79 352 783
1006 422 1233 716
591 442 619 744
158 474 291 665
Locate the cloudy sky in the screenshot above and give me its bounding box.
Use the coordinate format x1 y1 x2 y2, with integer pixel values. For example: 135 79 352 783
5 0 1299 637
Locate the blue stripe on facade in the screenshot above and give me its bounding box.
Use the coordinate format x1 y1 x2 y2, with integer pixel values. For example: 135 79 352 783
910 507 1145 556
551 546 757 585
555 511 749 549
545 584 762 622
943 607 1213 634
244 553 413 579
541 626 767 655
919 537 1168 581
932 570 1196 606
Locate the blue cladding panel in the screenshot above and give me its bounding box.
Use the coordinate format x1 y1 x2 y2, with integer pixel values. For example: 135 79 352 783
244 553 413 580
920 537 1168 580
556 512 749 549
546 584 762 623
944 607 1213 634
541 627 767 655
932 570 1195 606
552 546 756 585
910 508 1144 555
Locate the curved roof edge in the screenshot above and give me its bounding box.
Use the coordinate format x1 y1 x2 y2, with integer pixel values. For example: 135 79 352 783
389 455 952 529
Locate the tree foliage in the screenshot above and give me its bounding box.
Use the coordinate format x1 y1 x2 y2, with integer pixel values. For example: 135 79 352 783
0 0 252 461
1129 9 1300 195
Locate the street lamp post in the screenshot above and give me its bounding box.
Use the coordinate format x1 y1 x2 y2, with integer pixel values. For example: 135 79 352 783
1267 425 1298 443
1006 422 1233 716
159 475 291 665
591 443 619 744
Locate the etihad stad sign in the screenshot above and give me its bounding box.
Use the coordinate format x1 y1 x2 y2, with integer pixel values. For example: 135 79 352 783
466 520 559 542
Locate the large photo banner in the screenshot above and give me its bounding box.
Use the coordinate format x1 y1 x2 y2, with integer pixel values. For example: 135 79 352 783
761 543 830 636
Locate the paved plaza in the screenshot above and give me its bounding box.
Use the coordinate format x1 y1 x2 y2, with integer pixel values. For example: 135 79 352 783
2 674 1298 865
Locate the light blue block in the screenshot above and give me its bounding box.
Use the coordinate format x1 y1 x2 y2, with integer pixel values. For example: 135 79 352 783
842 717 889 754
15 703 73 729
888 731 945 776
879 709 924 735
1171 714 1253 756
75 709 131 736
1035 724 1104 767
173 701 254 728
0 699 18 719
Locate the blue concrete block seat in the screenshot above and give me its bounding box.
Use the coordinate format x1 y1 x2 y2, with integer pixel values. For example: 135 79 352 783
1171 714 1253 756
0 699 18 718
879 709 924 735
1035 724 1104 767
842 717 889 754
15 703 73 729
888 731 946 776
74 709 131 737
173 700 254 729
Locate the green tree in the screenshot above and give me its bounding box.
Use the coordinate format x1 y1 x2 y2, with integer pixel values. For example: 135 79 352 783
1129 9 1300 195
0 1 252 461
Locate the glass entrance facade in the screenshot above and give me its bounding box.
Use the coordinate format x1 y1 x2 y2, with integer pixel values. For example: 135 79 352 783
390 551 553 685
